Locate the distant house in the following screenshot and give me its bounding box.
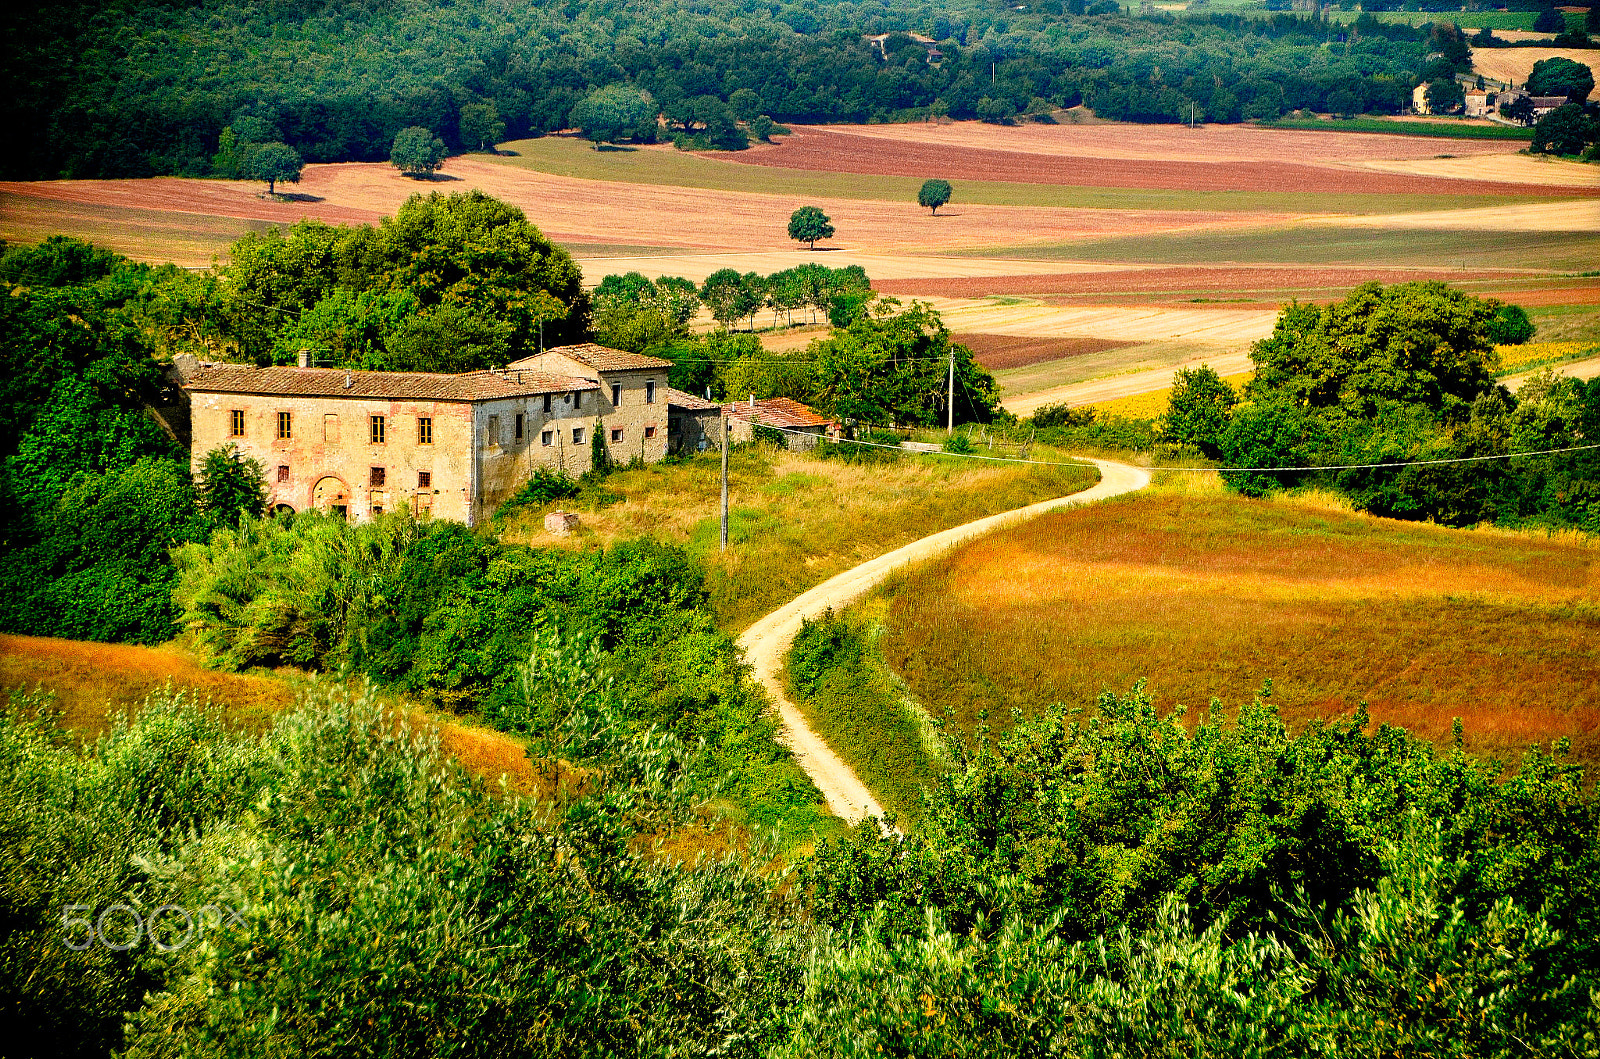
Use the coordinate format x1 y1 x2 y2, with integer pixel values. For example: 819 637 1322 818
1412 84 1429 114
507 343 672 467
1531 95 1571 117
1464 90 1492 118
723 396 837 450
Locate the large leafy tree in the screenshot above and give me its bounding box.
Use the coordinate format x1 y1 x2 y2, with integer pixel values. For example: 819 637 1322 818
1246 281 1501 424
1527 57 1595 102
1532 103 1600 157
458 102 506 151
1160 365 1237 457
219 191 588 365
787 206 835 250
570 84 655 147
809 299 1000 426
390 126 447 177
917 178 952 215
245 142 302 196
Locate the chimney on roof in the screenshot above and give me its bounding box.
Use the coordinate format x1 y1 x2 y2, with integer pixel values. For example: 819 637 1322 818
298 349 311 369
344 371 352 390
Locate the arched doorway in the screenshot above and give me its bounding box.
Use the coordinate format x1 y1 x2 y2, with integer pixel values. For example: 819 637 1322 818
312 476 350 520
272 503 296 517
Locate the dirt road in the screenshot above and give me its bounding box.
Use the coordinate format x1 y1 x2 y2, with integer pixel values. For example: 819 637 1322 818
736 458 1152 826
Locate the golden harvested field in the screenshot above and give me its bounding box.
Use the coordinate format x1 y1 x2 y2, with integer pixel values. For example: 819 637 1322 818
874 491 1600 774
1470 47 1600 88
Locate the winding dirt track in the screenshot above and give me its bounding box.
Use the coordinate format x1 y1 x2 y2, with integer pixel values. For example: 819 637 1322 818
737 458 1152 825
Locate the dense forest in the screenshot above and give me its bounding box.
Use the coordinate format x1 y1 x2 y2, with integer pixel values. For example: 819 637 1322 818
3 0 1470 179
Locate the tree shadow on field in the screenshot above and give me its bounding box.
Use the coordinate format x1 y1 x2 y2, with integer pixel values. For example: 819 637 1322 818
276 192 325 203
595 144 639 152
407 172 463 182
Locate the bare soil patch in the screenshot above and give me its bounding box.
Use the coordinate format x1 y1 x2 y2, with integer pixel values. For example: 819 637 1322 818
731 125 1584 198
954 333 1135 370
874 265 1527 300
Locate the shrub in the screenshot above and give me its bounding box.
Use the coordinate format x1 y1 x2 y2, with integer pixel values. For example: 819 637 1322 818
494 467 581 521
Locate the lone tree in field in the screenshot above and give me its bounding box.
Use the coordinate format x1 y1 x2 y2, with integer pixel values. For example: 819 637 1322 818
788 206 834 250
391 126 447 178
917 178 953 215
1160 365 1237 458
246 142 302 197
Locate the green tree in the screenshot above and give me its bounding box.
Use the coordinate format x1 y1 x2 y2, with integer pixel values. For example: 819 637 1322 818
1486 301 1537 345
700 268 748 329
1533 7 1567 33
245 141 302 196
197 444 268 528
390 126 447 177
570 84 656 147
1527 57 1596 102
1423 79 1464 115
1247 282 1500 424
748 114 776 142
1160 365 1237 457
810 299 1001 426
787 206 835 250
458 102 506 151
917 178 953 215
1532 103 1600 156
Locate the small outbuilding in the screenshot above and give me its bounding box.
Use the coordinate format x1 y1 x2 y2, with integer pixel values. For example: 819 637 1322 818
722 396 837 451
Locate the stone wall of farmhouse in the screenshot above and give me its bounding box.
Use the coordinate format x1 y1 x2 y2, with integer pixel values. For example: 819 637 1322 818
190 387 606 524
529 352 670 468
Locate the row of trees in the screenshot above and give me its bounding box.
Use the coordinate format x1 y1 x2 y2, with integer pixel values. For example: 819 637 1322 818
5 0 1458 179
1158 282 1599 532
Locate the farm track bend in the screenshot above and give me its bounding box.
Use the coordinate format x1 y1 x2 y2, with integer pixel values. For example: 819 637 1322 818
737 458 1152 826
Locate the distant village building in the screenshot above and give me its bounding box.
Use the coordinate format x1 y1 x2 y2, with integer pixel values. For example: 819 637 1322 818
1464 90 1492 118
180 344 669 525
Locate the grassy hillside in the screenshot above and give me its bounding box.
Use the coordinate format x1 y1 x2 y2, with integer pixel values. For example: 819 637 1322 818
797 484 1600 812
495 443 1099 630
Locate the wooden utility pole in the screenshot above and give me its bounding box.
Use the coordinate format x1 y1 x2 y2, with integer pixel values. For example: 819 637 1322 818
720 415 730 551
947 345 955 435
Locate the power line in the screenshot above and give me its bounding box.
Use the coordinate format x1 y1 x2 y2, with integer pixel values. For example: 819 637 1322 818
757 422 1600 473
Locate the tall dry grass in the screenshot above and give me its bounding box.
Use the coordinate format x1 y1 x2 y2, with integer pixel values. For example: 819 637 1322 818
497 444 1098 629
874 492 1600 776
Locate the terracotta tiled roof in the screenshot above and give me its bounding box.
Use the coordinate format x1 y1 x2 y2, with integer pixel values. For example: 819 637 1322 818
511 343 673 373
181 363 597 401
665 387 719 411
724 397 834 429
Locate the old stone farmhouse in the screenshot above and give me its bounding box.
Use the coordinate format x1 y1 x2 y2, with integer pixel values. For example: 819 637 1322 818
182 344 669 524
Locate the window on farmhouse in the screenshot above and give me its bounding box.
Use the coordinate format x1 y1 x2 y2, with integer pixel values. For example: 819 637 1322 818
541 430 553 447
370 467 385 487
572 428 585 445
486 415 499 446
324 414 340 442
417 471 431 489
543 394 553 414
515 413 524 440
611 383 622 408
572 391 583 408
611 428 623 443
645 381 655 404
370 415 385 444
277 412 292 440
277 465 289 483
644 426 656 439
417 417 432 445
229 410 245 437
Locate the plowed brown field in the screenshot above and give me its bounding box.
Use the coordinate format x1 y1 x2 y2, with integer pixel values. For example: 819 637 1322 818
874 265 1529 300
724 125 1592 198
953 334 1134 370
